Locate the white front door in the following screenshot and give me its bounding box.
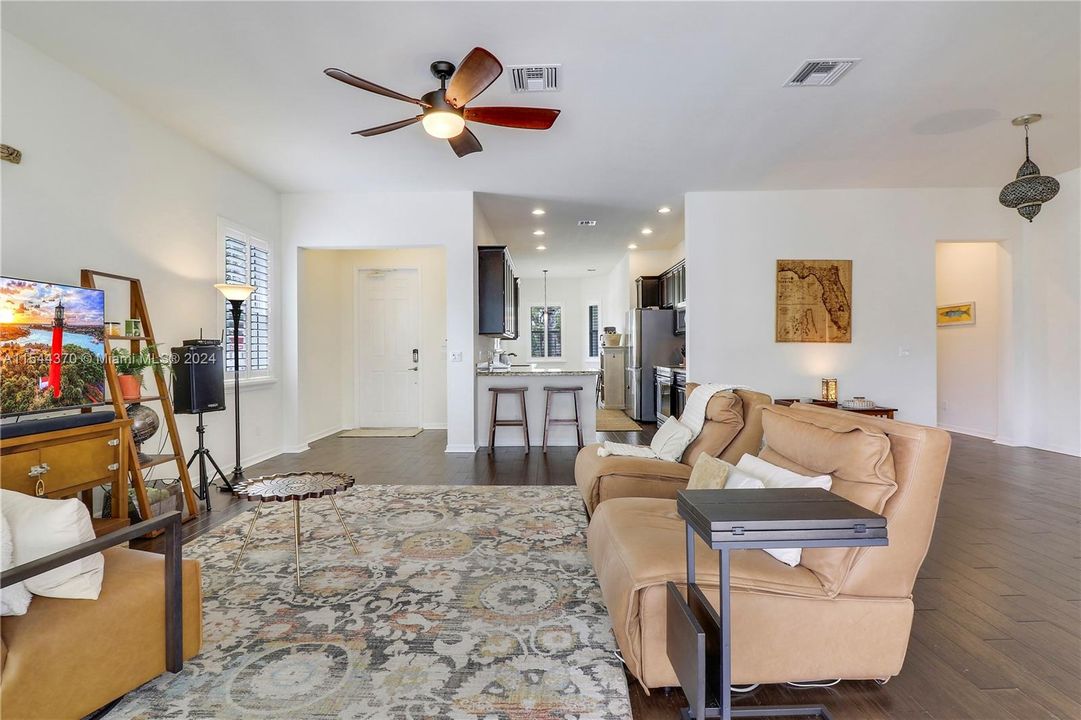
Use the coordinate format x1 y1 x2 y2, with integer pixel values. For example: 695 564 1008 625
355 269 421 428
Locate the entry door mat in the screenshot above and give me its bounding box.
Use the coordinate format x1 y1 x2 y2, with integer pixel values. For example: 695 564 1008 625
596 408 643 432
338 427 422 438
105 485 631 719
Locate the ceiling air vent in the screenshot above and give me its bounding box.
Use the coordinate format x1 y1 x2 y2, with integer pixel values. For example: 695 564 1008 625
508 64 561 93
784 59 860 87
577 220 597 227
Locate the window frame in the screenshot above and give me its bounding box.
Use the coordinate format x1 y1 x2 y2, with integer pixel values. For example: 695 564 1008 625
586 302 601 360
529 302 564 361
218 218 273 383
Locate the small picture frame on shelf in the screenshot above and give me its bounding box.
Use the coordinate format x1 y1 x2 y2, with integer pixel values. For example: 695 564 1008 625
124 318 143 337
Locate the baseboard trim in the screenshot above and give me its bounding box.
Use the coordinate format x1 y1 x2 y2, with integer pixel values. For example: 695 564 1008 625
994 436 1081 457
937 424 996 440
423 423 448 430
241 446 286 467
305 425 345 444
281 443 311 454
445 443 476 454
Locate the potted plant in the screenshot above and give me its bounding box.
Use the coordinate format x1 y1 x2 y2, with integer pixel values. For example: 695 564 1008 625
111 347 162 401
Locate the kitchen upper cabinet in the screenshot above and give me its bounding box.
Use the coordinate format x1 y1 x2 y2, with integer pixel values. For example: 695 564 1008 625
478 246 520 338
648 260 686 309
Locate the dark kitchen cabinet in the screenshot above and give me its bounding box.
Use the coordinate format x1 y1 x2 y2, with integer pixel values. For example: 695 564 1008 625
478 246 519 338
651 260 687 310
636 276 660 308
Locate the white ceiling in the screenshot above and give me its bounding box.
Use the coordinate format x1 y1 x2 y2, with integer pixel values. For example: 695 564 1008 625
4 1 1078 276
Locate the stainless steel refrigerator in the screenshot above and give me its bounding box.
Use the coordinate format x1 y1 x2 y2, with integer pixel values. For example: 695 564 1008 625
625 308 683 422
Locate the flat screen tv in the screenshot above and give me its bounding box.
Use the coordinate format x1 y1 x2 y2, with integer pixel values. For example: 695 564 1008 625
0 277 106 417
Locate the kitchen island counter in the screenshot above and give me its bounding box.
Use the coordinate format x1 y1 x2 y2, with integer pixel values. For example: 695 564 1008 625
476 369 598 448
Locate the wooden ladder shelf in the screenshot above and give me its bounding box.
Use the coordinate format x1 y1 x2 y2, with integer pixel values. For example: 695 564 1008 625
81 270 199 527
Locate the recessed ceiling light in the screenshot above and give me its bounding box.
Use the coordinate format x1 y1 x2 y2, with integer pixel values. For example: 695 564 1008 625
532 208 546 216
533 229 545 236
658 206 672 214
641 227 653 235
627 243 638 250
536 244 547 251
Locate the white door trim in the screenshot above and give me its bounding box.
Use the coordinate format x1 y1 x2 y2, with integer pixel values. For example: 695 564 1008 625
353 266 424 429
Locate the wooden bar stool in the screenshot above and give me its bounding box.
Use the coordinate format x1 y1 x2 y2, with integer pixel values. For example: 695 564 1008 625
488 386 530 454
542 385 584 453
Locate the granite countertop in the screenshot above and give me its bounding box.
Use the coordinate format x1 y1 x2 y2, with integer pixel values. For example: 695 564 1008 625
476 368 601 377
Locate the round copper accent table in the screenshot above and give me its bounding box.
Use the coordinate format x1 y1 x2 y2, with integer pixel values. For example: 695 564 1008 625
230 471 359 587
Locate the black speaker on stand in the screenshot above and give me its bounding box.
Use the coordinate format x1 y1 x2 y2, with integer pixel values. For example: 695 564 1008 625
172 341 229 509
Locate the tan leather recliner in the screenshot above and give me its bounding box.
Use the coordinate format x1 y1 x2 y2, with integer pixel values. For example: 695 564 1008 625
575 387 773 515
587 403 951 689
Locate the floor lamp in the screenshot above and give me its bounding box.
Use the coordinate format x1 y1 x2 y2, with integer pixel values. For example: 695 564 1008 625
215 282 255 484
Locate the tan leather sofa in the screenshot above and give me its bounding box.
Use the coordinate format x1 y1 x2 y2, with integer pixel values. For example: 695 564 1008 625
1 545 202 719
587 403 950 689
576 387 773 515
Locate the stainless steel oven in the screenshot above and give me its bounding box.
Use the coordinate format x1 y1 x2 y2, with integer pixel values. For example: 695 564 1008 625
674 305 687 335
655 367 674 425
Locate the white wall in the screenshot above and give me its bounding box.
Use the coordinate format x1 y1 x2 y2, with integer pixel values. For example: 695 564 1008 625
502 275 603 368
281 191 476 452
935 242 1001 438
685 188 1017 425
297 249 344 443
1009 169 1080 455
1 32 284 469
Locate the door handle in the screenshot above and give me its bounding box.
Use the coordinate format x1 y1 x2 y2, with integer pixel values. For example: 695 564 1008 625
408 366 419 372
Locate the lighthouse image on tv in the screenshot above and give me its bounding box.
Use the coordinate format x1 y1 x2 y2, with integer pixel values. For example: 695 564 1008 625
0 277 106 416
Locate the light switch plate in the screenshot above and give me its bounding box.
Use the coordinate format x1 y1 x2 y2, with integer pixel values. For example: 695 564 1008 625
450 351 463 363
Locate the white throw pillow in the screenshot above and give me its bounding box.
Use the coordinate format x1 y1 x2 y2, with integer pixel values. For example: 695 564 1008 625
650 417 695 463
722 466 766 490
734 455 833 567
1 490 104 599
0 512 33 616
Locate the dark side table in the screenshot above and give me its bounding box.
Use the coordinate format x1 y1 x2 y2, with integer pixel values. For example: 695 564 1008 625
667 488 888 720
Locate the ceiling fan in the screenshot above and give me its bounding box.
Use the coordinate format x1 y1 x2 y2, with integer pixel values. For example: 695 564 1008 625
325 47 560 158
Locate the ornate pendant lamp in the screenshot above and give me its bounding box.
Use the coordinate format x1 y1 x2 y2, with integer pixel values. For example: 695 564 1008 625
999 114 1059 222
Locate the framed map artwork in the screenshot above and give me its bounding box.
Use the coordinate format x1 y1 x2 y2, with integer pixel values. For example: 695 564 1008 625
775 259 853 343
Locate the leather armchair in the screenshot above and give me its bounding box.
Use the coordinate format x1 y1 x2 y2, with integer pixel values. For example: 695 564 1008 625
1 512 203 720
575 387 772 515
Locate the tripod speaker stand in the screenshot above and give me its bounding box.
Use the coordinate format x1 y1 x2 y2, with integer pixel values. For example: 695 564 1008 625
186 414 233 510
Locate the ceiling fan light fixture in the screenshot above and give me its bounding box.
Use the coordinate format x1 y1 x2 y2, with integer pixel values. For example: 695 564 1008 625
422 110 466 139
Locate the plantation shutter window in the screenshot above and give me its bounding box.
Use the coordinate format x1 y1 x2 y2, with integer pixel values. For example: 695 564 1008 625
221 224 272 380
588 305 600 358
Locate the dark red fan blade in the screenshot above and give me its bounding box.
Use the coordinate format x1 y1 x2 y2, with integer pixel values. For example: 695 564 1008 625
464 107 560 130
324 68 429 108
445 48 502 108
448 128 483 157
352 116 423 137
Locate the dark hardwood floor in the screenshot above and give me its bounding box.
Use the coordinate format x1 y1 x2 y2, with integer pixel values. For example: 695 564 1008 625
135 426 1081 720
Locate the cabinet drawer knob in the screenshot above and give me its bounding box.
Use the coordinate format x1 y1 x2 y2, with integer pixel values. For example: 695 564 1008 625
107 463 120 472
107 438 120 447
34 478 45 496
27 463 49 477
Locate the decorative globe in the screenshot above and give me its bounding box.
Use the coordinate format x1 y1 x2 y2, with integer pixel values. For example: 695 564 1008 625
125 402 160 462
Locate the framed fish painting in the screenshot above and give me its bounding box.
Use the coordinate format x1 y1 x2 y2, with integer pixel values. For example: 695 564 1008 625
937 302 975 327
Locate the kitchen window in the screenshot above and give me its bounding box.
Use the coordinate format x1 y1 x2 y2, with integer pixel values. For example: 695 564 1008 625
220 221 271 380
530 304 562 359
587 304 600 358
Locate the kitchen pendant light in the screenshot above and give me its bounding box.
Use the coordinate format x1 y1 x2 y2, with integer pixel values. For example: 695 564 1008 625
999 114 1060 222
541 269 549 324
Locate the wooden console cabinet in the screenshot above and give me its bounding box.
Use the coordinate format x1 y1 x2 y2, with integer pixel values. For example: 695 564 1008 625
0 419 132 535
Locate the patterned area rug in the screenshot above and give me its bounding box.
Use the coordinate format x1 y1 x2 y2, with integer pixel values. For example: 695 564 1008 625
107 486 631 719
